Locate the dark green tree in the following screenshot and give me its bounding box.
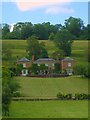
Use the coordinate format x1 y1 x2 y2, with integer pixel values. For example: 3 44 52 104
54 29 73 56
64 17 84 39
33 24 48 40
51 50 65 60
2 24 10 39
2 67 20 116
27 36 48 59
49 32 55 41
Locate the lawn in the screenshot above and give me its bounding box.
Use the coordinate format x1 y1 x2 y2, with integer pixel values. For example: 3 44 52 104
2 40 89 118
9 100 88 118
16 76 88 98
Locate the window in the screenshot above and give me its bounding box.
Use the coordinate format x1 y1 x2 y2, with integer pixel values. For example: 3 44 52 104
23 63 26 68
52 64 54 66
45 64 48 66
68 63 71 67
38 64 40 66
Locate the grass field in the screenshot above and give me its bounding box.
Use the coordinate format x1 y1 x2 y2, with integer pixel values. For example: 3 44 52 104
16 76 88 98
1 40 88 118
9 101 88 118
2 40 88 66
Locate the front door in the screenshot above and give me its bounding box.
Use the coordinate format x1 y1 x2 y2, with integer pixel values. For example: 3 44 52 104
22 69 28 76
66 69 73 75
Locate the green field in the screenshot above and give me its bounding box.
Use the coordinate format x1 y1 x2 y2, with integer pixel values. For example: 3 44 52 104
1 40 88 118
16 76 88 98
9 101 88 118
2 40 88 66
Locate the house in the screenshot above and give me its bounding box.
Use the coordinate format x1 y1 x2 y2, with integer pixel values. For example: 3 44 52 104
61 57 75 75
16 56 75 76
17 57 31 76
34 58 56 74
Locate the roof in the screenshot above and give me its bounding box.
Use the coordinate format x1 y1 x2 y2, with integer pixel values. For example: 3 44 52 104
34 58 56 63
62 57 74 61
18 57 30 62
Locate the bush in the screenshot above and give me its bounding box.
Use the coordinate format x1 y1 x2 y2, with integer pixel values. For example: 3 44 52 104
12 91 21 97
57 93 72 100
73 64 86 76
57 92 64 100
75 93 88 100
84 66 90 78
57 92 89 100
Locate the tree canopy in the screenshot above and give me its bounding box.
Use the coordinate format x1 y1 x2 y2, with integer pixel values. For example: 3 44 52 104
1 17 89 40
27 36 48 60
54 29 73 56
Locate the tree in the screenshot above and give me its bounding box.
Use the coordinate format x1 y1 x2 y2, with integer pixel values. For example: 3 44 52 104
27 36 48 59
2 44 12 61
64 17 84 39
54 29 73 56
20 22 33 39
2 67 20 116
51 50 65 60
33 24 48 40
49 32 55 41
2 24 10 39
73 64 86 76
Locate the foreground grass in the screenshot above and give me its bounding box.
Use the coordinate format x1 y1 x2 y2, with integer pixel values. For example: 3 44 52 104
16 76 88 98
9 100 88 118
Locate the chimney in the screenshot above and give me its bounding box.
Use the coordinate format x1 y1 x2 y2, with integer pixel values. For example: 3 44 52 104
32 55 35 62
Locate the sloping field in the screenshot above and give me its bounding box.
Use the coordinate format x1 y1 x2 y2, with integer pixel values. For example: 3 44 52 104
2 40 88 66
16 76 88 98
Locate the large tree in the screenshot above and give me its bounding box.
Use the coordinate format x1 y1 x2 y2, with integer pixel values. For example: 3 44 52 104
2 24 10 39
27 36 48 59
64 17 84 39
54 29 73 56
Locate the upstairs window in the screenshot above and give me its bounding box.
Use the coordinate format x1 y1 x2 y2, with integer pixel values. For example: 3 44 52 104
68 63 71 67
38 64 40 66
45 64 48 66
52 64 54 66
23 63 26 68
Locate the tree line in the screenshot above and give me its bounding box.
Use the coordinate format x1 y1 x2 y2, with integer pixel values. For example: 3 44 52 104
1 16 90 40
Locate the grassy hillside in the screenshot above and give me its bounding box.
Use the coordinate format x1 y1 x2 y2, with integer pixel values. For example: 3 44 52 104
16 76 88 98
2 40 88 66
9 101 88 118
1 40 88 118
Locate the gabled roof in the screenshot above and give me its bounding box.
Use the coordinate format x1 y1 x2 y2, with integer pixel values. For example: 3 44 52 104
62 57 74 61
18 57 30 62
34 58 56 63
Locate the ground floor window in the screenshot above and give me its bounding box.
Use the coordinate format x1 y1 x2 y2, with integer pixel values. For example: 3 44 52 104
66 69 73 75
22 69 28 76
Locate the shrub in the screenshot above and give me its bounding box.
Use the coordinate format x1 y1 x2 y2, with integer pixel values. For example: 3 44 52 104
84 66 90 78
57 93 72 100
12 91 21 97
73 64 86 76
75 93 88 100
57 92 64 100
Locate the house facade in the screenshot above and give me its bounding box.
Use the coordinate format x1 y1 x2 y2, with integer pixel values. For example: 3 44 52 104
34 58 56 74
16 57 75 76
17 57 31 76
61 57 75 75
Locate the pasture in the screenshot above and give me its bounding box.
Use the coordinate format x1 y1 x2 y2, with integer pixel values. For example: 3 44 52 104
2 40 88 66
16 76 88 98
2 40 89 118
9 101 88 118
